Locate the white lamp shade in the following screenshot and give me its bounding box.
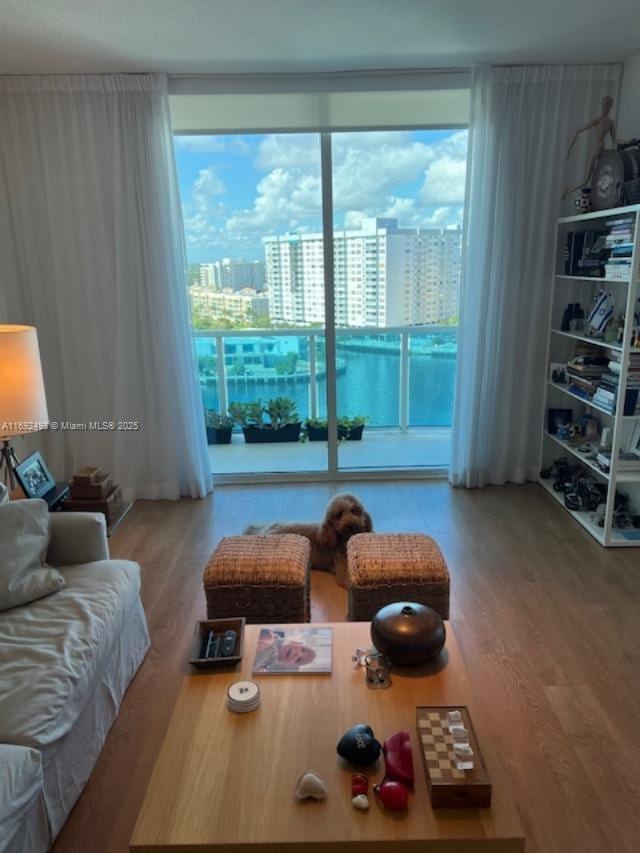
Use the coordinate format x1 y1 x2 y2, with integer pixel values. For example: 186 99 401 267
0 325 49 437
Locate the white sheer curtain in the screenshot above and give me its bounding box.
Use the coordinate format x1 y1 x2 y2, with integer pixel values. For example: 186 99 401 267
0 74 211 501
450 64 621 488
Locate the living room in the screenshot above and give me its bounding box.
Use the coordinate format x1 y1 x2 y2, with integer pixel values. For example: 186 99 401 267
1 2 640 852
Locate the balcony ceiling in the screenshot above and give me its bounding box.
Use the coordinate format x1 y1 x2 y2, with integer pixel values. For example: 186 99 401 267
0 0 639 75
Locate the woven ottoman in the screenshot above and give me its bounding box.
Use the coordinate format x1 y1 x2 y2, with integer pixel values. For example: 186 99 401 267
203 534 310 624
347 533 450 621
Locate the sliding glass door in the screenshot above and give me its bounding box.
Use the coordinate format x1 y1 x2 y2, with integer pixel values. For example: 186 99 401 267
174 133 329 475
173 127 467 477
330 130 465 470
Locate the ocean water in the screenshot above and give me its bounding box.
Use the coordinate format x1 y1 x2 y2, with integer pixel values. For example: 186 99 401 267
197 331 457 428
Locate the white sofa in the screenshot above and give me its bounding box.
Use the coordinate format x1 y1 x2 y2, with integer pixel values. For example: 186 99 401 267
0 512 150 853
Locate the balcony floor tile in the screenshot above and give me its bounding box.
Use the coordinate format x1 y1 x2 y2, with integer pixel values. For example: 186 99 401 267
208 427 451 475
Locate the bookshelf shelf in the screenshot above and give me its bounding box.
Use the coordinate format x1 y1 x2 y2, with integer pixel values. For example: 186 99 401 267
557 203 640 225
542 431 609 481
547 381 615 417
555 274 630 284
550 329 623 352
540 205 640 548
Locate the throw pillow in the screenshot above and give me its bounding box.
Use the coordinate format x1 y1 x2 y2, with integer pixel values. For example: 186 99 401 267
0 499 65 612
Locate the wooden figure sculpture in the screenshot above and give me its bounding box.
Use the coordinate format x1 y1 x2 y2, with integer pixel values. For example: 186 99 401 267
562 95 617 200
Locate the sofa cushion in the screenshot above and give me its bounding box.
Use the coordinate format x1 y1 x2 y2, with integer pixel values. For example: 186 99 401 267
0 559 141 748
0 499 65 612
0 744 43 853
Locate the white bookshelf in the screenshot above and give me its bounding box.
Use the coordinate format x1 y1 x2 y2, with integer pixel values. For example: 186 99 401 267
539 203 640 547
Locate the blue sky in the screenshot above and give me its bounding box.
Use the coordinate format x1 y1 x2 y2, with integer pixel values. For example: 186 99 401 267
174 129 468 265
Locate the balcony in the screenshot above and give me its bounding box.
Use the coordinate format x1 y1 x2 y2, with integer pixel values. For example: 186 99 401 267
195 325 457 475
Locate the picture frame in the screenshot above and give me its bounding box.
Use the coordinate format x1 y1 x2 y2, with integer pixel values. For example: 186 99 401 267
547 408 573 436
626 422 640 457
15 451 56 500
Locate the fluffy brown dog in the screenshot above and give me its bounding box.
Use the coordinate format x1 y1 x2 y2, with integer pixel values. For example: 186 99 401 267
245 493 373 586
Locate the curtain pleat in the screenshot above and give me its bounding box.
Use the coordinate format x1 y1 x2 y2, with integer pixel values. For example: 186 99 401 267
450 64 622 488
0 74 212 500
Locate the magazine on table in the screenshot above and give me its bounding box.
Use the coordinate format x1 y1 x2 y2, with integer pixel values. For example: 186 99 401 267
252 626 333 674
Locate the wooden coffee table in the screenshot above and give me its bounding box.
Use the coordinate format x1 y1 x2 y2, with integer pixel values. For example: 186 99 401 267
131 623 525 852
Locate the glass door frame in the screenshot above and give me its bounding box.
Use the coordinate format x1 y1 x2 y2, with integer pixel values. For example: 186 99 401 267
185 126 461 485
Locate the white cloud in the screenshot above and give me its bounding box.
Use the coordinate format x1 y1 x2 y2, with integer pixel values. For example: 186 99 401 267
181 130 468 259
256 134 321 170
420 156 467 205
226 167 321 237
192 167 226 215
175 135 226 154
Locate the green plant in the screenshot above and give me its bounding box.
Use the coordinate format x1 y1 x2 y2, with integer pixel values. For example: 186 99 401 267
204 410 233 429
265 396 298 429
306 417 328 428
339 414 368 428
228 401 265 427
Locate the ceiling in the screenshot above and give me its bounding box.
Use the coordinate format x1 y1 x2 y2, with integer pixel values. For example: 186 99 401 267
1 0 639 75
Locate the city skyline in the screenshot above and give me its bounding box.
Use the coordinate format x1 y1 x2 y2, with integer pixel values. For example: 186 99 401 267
174 129 468 265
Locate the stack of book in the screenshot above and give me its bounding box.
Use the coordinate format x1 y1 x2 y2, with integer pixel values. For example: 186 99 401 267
608 351 640 415
596 449 640 474
566 347 608 400
604 217 635 280
592 372 618 413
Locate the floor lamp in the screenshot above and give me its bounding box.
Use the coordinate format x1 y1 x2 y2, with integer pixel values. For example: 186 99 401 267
0 325 49 491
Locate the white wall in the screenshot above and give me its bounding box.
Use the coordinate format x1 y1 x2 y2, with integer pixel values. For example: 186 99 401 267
618 53 640 140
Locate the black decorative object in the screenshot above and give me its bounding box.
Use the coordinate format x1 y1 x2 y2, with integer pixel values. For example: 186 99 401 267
371 602 446 666
337 724 382 766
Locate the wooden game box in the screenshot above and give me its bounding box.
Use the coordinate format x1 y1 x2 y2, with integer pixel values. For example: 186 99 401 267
416 705 492 809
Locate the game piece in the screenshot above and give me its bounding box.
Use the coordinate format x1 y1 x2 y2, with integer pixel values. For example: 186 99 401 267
453 742 474 770
416 706 492 808
447 710 462 725
451 725 469 743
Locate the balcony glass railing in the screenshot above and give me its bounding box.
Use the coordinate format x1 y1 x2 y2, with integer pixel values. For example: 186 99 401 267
194 326 457 430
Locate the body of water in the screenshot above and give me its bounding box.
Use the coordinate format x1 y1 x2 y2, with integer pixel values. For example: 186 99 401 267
196 330 456 428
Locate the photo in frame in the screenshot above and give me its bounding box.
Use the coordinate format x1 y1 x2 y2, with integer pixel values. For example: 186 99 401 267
547 408 573 436
15 451 56 500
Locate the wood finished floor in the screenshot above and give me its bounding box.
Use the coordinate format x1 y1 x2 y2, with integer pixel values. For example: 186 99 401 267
51 481 640 853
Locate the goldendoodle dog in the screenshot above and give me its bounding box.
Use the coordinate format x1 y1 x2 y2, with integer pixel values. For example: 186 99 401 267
245 493 373 586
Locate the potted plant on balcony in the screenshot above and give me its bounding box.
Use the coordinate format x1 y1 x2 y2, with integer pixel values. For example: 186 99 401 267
204 410 233 445
229 397 302 443
305 415 367 441
339 415 367 441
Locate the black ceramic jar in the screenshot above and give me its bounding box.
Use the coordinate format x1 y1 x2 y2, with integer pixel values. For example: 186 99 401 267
370 601 446 665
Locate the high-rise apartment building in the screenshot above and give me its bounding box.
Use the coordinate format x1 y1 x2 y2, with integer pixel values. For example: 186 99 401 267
198 259 265 291
264 218 461 327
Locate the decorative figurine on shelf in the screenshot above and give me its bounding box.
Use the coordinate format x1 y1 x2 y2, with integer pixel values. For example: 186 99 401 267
574 187 592 213
562 95 617 201
351 773 369 810
295 771 328 801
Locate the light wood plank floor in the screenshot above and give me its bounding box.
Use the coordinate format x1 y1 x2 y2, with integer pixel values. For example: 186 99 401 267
52 481 640 853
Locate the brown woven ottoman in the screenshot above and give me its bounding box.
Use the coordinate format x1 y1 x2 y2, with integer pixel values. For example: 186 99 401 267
203 534 310 624
347 533 450 621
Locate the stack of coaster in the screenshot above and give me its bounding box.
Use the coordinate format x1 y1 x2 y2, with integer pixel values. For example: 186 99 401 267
227 681 261 714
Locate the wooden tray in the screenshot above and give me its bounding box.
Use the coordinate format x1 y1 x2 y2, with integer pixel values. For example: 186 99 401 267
416 705 492 808
190 618 245 669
